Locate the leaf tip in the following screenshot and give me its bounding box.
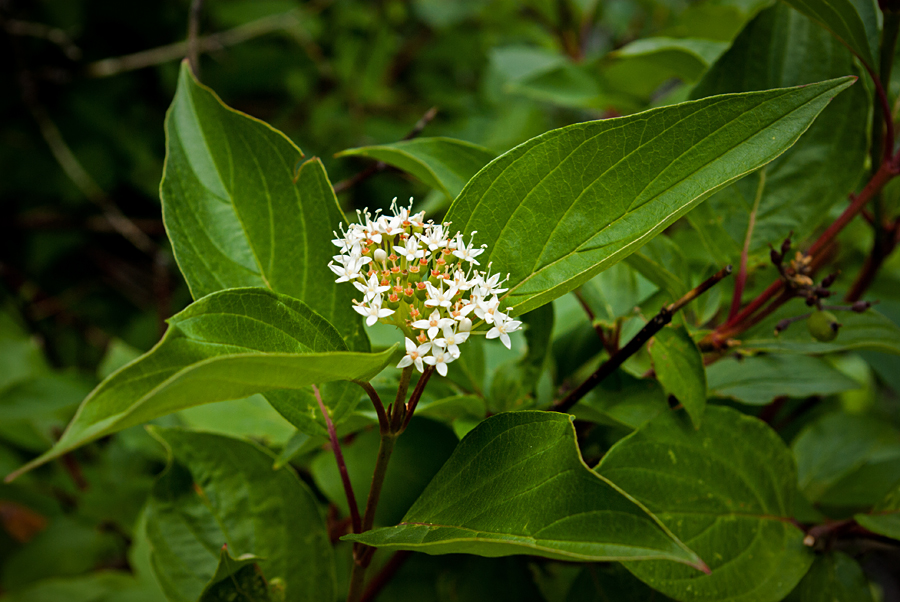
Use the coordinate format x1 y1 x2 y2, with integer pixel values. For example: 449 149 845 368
695 559 712 575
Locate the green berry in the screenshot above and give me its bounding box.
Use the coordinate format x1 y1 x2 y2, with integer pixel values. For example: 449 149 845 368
807 310 841 342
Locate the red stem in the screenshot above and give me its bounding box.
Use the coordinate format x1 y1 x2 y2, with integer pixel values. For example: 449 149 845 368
313 385 362 534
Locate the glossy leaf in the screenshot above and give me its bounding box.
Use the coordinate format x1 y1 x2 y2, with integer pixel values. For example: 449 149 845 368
6 289 396 481
743 306 900 355
160 61 366 350
706 355 860 405
145 429 334 602
792 412 900 507
781 0 877 70
445 77 855 316
855 483 900 541
599 406 813 602
346 411 705 569
336 137 496 199
783 552 874 602
649 326 707 428
688 4 867 263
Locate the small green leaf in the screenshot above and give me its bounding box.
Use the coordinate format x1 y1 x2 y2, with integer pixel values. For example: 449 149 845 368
345 411 705 570
599 406 813 602
573 371 668 430
6 288 396 481
781 0 877 70
146 429 334 602
649 326 707 428
783 552 874 602
445 77 855 316
200 549 269 602
160 61 366 350
855 483 900 541
688 4 867 264
793 412 900 507
707 355 860 405
336 137 497 199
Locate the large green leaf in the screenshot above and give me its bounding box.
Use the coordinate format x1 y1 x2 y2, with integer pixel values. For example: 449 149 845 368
783 552 874 602
706 355 860 405
6 289 396 481
345 411 706 570
336 137 496 199
160 61 366 350
199 549 269 602
781 0 878 70
598 406 813 602
792 412 900 507
649 326 707 428
145 429 334 602
688 4 867 264
855 483 900 541
444 77 855 316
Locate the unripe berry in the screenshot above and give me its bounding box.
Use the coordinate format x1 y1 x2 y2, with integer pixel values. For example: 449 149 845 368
807 310 841 342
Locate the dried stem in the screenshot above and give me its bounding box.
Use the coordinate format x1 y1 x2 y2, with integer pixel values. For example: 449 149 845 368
86 10 305 78
333 107 438 194
187 0 205 76
552 265 732 413
313 385 361 534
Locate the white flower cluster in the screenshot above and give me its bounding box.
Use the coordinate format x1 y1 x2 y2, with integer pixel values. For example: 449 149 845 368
329 199 522 376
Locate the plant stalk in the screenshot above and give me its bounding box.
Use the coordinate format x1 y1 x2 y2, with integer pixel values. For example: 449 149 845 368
313 385 361 534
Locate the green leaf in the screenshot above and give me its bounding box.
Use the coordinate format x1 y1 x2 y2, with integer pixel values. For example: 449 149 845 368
6 288 396 481
706 355 860 405
783 552 874 602
488 303 554 413
145 429 334 602
0 572 162 602
577 262 658 326
598 406 813 602
336 137 497 199
855 483 900 541
345 411 706 570
0 373 93 452
160 61 366 350
566 564 677 602
624 236 690 301
743 306 900 355
649 326 707 428
688 4 867 263
445 77 856 316
792 412 900 507
199 549 270 602
781 0 878 70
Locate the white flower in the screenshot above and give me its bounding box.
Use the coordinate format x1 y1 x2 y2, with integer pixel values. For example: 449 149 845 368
420 224 447 251
353 300 395 326
452 233 485 265
397 337 432 372
328 255 366 283
479 271 508 297
473 295 501 324
353 273 391 301
424 347 456 377
433 326 469 356
486 314 522 349
411 309 455 339
424 281 458 308
394 237 424 262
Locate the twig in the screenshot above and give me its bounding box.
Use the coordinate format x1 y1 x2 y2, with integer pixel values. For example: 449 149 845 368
729 170 766 320
187 0 205 77
359 551 412 602
313 385 362 534
552 265 732 413
401 366 435 431
572 289 614 355
355 380 389 432
333 107 439 195
85 10 304 78
2 19 82 60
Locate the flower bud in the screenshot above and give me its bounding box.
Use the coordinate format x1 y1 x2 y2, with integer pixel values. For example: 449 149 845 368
807 310 841 342
374 248 387 263
408 265 422 282
852 300 872 313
